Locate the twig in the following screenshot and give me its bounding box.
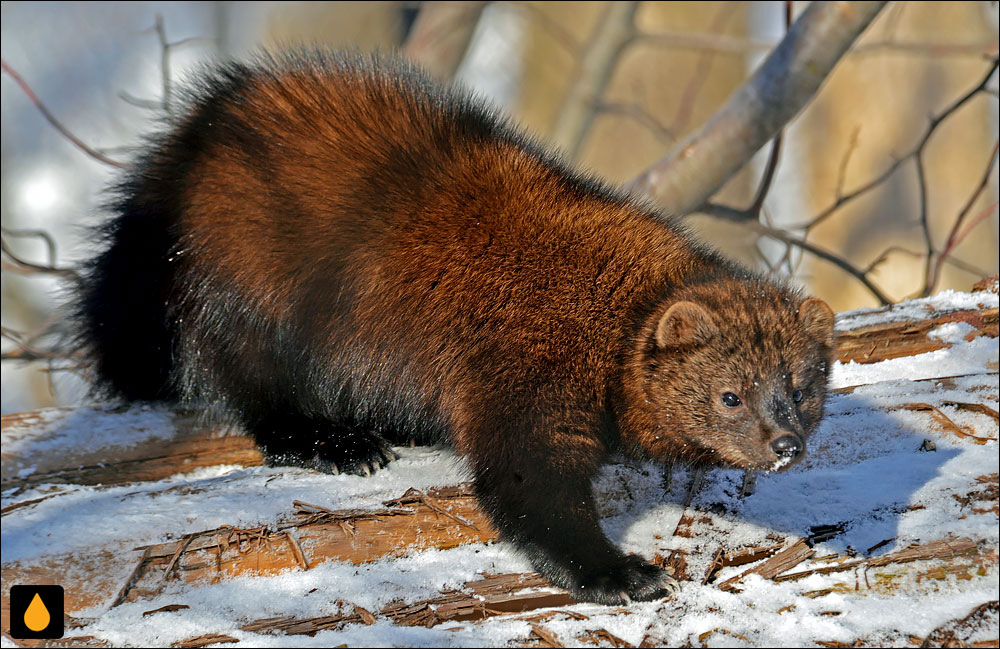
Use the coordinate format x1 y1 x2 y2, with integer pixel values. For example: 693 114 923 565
161 533 196 585
926 140 1000 294
698 208 894 304
550 1 638 158
110 548 152 608
1 235 78 279
402 1 489 80
1 59 125 168
284 531 309 570
1 227 59 267
595 101 675 144
383 487 478 530
154 15 172 114
1 327 76 363
502 1 580 56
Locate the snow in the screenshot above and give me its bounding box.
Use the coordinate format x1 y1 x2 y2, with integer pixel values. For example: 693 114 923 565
2 288 998 647
833 289 998 332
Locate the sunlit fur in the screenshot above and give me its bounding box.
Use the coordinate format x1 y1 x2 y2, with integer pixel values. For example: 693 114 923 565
74 51 834 604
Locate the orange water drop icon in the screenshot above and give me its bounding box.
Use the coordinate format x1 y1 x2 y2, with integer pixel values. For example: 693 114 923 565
24 592 50 632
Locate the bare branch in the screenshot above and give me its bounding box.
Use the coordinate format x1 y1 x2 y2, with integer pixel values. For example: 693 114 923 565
915 151 933 297
594 100 675 144
637 31 995 59
701 204 894 305
1 327 76 364
669 1 740 135
1 59 126 168
550 1 639 159
629 1 889 215
852 38 999 58
1 227 59 268
636 30 773 56
792 58 998 232
925 140 1000 294
118 90 164 111
500 1 580 56
1 235 78 280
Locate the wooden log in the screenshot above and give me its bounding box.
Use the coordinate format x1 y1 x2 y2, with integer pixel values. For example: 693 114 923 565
0 485 498 618
1 408 261 492
834 307 997 365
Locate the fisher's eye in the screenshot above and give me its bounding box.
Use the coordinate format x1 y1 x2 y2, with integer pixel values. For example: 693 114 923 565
792 389 804 404
721 392 742 408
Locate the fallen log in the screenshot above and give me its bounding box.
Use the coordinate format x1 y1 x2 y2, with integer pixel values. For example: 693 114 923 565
834 306 997 365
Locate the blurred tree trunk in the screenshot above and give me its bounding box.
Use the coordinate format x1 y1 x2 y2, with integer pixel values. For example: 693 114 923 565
403 1 488 81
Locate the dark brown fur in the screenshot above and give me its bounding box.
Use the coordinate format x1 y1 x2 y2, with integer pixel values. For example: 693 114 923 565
75 52 834 604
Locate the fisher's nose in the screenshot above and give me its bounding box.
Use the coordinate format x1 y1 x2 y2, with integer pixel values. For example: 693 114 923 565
771 435 803 459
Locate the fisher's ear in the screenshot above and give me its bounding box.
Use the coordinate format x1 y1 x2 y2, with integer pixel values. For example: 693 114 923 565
798 298 835 347
655 301 717 349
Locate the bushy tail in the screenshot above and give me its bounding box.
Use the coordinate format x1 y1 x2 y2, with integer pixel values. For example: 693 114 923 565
74 196 181 402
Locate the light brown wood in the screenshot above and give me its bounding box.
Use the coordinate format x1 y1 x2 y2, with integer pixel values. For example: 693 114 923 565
834 307 998 365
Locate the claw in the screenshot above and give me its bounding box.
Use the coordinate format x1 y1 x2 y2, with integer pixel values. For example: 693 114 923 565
659 574 680 595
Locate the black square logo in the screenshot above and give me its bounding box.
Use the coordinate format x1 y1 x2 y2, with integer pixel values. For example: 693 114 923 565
9 585 64 639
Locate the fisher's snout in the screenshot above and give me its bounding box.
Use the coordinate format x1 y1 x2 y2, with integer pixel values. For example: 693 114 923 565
761 392 807 470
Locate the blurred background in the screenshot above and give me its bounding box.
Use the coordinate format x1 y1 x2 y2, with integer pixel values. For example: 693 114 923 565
2 1 998 413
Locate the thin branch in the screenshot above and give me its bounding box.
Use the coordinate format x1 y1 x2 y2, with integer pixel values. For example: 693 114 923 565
791 58 998 231
154 14 172 114
915 151 933 297
500 1 580 56
637 31 996 59
926 140 1000 293
594 101 675 144
864 245 990 279
1 59 126 168
1 327 76 364
630 1 889 215
1 227 59 268
1 235 78 280
749 133 783 216
700 204 893 304
550 1 639 159
402 1 488 81
118 91 165 111
670 1 739 135
851 38 999 58
835 126 862 198
636 30 773 56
